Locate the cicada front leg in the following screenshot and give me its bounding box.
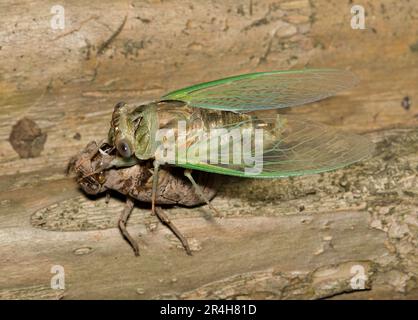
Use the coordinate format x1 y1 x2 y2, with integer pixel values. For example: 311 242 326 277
151 160 160 217
66 140 103 176
118 196 140 256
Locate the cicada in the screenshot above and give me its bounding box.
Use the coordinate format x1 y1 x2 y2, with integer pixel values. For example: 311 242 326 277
89 69 373 240
106 69 373 222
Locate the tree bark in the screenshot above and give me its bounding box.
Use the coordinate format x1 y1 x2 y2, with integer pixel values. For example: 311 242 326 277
0 0 417 299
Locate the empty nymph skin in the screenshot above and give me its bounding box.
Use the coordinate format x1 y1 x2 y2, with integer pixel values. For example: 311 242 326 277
69 141 220 256
72 141 219 206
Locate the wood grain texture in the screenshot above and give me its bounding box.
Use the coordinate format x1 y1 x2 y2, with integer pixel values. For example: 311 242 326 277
0 0 417 299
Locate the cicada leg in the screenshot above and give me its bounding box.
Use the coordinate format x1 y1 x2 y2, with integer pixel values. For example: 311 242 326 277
151 160 160 216
118 196 140 256
150 162 191 255
105 192 111 204
184 169 223 218
155 207 192 256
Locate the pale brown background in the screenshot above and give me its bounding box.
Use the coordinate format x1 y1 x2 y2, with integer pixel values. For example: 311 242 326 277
0 0 417 299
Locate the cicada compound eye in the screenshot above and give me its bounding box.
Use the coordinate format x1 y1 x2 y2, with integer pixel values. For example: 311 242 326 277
116 138 133 158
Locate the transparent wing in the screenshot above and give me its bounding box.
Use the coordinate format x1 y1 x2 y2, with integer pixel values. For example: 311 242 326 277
175 114 373 178
162 69 358 113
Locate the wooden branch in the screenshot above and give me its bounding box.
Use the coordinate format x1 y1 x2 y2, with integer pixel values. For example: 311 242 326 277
0 0 417 299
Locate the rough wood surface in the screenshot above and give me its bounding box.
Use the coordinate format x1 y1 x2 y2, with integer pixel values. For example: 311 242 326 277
0 0 417 299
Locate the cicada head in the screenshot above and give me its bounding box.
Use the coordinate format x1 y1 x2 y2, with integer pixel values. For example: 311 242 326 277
109 101 158 161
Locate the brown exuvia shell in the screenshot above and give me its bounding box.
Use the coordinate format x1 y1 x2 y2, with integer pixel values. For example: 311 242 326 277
70 141 219 207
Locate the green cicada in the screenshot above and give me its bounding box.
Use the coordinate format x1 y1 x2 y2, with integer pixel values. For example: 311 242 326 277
106 69 373 216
